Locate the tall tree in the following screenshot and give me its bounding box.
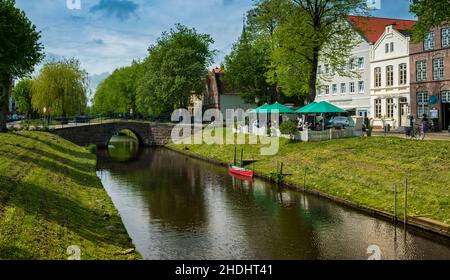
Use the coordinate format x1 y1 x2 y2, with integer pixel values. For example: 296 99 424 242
12 79 34 118
254 0 369 102
410 0 450 41
0 0 43 131
223 26 275 104
32 59 88 117
136 24 215 115
92 62 143 115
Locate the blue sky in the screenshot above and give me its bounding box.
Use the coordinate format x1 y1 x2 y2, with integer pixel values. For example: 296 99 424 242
15 0 415 91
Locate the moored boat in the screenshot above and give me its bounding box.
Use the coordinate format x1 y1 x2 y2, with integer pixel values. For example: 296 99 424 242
228 164 254 178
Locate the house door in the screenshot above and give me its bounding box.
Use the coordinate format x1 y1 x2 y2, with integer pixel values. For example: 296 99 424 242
443 103 450 131
400 103 408 127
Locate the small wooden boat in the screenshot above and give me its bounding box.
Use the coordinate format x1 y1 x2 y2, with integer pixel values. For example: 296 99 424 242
228 164 254 178
228 171 254 183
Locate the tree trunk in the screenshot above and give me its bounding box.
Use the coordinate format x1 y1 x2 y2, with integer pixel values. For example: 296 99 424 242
309 46 319 102
0 77 12 132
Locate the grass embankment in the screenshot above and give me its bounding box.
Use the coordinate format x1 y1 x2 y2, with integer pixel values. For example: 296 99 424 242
168 128 450 225
0 131 141 260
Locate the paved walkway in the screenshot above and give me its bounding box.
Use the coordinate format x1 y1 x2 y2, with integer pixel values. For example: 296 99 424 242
372 129 450 141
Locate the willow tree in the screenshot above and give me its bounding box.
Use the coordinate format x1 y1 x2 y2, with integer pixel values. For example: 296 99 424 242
254 0 369 102
32 59 88 117
0 0 43 131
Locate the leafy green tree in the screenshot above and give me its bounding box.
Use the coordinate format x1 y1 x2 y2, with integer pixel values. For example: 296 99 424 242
93 62 143 115
0 0 43 131
410 0 450 41
32 59 88 117
12 79 34 118
223 27 275 104
136 24 215 115
224 7 279 103
254 0 368 102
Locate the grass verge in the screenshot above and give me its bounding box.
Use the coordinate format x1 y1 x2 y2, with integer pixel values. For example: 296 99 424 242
0 131 141 260
167 128 450 225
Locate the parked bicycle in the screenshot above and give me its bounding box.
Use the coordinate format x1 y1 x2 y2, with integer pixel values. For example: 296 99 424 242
409 123 426 140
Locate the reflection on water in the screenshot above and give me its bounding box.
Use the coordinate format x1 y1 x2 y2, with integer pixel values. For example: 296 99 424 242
108 136 139 162
96 143 450 260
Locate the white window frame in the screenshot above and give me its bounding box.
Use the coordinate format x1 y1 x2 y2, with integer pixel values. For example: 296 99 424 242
340 83 346 94
424 32 435 50
374 67 381 87
399 63 407 85
417 92 429 117
349 58 356 71
358 81 365 94
358 57 364 70
386 65 394 86
386 98 394 118
332 84 337 95
416 60 427 82
432 57 444 81
390 42 394 52
385 43 389 53
349 82 355 94
442 91 450 103
325 85 330 95
442 27 450 48
375 99 382 118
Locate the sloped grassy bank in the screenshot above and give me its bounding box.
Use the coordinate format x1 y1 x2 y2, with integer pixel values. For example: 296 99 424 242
0 131 141 260
167 128 450 235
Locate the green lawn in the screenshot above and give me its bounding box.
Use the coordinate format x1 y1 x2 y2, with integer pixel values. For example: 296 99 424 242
168 128 450 225
0 131 141 260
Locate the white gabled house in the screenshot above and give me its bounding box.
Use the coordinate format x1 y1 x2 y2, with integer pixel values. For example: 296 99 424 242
370 22 416 129
316 16 416 121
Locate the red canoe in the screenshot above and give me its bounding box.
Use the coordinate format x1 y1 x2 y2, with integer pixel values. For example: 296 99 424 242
228 164 254 178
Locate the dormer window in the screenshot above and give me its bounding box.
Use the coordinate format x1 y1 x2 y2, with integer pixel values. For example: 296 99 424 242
424 32 435 50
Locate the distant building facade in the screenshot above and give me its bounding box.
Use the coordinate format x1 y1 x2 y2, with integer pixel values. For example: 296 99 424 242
370 23 415 128
190 68 256 119
316 16 416 120
410 24 450 131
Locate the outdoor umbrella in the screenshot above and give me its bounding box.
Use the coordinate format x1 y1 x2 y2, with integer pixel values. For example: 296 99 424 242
253 103 271 113
299 101 346 114
297 101 346 131
296 102 318 114
266 102 296 113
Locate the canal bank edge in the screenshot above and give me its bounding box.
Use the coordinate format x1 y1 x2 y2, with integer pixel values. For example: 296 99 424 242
165 146 450 239
0 131 142 260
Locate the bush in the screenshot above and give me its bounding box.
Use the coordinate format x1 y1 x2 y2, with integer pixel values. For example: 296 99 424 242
280 120 298 139
86 144 97 154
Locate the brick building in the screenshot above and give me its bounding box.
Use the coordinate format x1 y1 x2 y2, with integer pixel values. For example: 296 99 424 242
410 24 450 131
190 68 255 118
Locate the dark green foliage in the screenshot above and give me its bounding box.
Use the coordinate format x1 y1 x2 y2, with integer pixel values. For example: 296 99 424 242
0 0 44 131
410 0 450 42
12 79 33 117
136 24 215 115
92 62 143 115
280 120 298 139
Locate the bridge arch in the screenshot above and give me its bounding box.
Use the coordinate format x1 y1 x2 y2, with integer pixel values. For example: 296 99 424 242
52 122 175 148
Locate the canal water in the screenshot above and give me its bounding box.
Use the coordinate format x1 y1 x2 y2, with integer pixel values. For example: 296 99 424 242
97 136 450 260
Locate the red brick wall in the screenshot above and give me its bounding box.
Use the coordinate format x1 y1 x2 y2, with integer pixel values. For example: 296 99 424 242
410 25 450 130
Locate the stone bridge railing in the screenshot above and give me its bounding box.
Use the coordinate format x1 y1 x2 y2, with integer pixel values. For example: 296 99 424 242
52 122 177 148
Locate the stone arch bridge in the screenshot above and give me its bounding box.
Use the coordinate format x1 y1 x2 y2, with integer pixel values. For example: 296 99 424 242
53 122 177 148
